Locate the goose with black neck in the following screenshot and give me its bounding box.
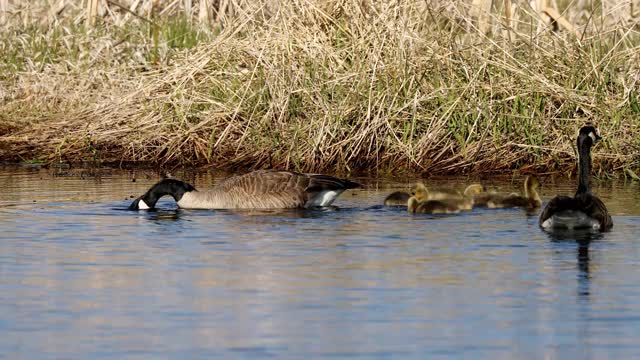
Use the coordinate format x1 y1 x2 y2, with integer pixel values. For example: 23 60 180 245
128 170 360 210
539 126 612 231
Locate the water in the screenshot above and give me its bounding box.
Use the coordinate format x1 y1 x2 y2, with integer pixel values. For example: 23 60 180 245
1 166 640 359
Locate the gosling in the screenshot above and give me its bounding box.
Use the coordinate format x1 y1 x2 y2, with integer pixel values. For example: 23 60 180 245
407 183 484 214
474 175 542 210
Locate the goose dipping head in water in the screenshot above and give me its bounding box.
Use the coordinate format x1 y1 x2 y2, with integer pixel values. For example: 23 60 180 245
128 170 360 210
539 125 613 231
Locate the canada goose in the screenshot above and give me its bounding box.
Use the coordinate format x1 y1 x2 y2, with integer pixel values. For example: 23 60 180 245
384 191 411 206
128 170 360 210
473 175 542 209
406 183 483 214
539 126 612 231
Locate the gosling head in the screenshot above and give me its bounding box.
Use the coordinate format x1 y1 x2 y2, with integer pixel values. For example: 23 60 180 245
410 183 430 202
524 175 541 201
463 183 485 197
524 175 540 191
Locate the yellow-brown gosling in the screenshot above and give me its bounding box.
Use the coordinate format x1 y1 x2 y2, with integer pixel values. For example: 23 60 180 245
406 183 484 214
384 191 411 206
474 176 542 210
384 183 483 208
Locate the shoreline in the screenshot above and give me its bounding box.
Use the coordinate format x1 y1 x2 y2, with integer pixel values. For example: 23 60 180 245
0 160 629 183
1 2 639 177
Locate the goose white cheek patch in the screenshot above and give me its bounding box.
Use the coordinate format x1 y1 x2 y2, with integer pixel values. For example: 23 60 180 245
137 199 150 210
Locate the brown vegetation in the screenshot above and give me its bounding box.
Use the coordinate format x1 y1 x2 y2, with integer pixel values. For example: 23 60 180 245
0 1 639 176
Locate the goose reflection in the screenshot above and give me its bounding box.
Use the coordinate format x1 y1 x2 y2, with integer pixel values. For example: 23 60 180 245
546 229 603 299
133 206 356 235
149 209 183 222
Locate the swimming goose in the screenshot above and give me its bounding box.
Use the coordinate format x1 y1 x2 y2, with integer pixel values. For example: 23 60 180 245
406 183 483 214
128 170 360 210
473 175 542 210
539 126 612 231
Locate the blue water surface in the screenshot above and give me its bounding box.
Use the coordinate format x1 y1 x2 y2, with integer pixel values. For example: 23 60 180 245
1 167 640 359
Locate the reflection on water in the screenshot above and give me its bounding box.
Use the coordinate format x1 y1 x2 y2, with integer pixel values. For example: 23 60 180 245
1 166 640 358
545 229 603 301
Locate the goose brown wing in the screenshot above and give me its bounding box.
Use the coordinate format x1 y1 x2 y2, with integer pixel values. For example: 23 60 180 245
209 170 359 208
213 170 309 208
219 170 306 187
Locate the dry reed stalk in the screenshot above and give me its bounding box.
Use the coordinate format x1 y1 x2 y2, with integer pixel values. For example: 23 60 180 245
0 0 7 26
40 0 67 27
471 0 493 34
504 0 512 41
183 0 191 18
0 0 638 176
86 0 99 26
530 0 556 36
198 0 210 24
541 6 580 37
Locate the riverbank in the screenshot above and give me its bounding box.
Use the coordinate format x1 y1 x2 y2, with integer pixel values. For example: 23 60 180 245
1 1 639 176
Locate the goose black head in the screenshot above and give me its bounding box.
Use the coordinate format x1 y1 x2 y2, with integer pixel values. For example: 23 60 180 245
577 125 601 149
128 179 196 210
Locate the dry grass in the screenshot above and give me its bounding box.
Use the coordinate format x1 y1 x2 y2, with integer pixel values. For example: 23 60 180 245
0 0 639 176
